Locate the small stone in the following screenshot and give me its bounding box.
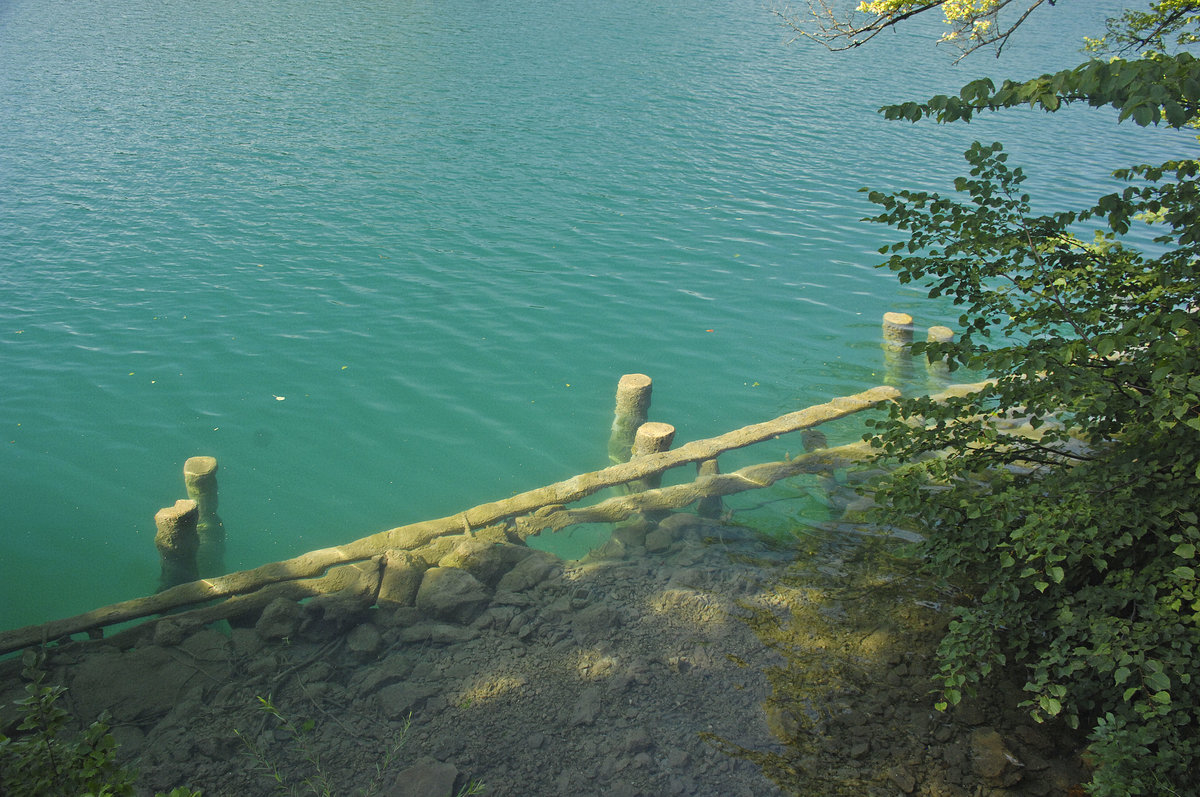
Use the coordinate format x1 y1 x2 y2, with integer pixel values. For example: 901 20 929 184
612 522 649 547
570 686 602 727
376 683 438 721
623 726 653 754
889 763 917 793
346 623 382 656
439 539 533 587
665 748 690 768
398 622 479 644
645 525 674 553
587 537 629 560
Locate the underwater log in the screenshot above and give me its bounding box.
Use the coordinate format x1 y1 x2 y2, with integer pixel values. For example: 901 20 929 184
183 456 225 578
608 373 653 465
155 499 200 592
515 441 881 536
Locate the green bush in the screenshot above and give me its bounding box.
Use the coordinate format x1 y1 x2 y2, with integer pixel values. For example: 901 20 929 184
775 3 1200 793
863 112 1200 797
0 649 201 797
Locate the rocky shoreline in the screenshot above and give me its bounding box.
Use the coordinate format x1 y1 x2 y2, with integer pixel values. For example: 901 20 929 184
0 512 1087 796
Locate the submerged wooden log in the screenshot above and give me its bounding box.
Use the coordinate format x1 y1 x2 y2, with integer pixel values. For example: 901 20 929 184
515 441 880 536
105 557 383 651
0 384 897 656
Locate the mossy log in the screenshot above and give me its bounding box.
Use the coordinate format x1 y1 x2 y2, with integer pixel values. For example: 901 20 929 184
104 557 384 651
0 385 897 656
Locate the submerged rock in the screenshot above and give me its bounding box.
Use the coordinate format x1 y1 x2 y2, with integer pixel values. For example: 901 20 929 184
255 597 303 641
415 567 490 624
385 757 459 797
378 549 428 608
438 538 533 587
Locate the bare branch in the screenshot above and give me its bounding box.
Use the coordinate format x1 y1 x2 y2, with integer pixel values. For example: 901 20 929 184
777 0 1055 61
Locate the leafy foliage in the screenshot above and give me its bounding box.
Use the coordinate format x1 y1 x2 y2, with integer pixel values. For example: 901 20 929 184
822 2 1200 795
881 51 1200 127
0 649 201 797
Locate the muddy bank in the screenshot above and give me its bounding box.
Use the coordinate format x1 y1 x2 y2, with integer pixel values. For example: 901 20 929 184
0 513 1086 796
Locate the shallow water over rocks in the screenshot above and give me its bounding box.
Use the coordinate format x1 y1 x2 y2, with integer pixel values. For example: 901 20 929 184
0 511 1087 796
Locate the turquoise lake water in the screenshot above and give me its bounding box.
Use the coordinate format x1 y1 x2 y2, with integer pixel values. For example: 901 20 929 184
1 0 1193 632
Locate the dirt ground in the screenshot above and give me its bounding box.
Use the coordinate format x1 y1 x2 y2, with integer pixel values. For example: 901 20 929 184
0 512 1089 797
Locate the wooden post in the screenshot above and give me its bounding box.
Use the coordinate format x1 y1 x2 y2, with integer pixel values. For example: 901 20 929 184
696 459 723 518
184 456 225 578
155 499 200 592
608 374 653 465
882 311 914 386
630 422 676 492
926 325 955 385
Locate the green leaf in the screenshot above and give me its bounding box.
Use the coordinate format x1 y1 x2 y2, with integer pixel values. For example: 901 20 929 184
1145 670 1171 692
1039 695 1063 716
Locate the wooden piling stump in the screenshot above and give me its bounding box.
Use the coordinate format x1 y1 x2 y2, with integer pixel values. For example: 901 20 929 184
631 421 676 493
608 373 653 465
926 325 955 383
184 456 225 578
696 459 723 518
882 311 915 385
155 499 200 592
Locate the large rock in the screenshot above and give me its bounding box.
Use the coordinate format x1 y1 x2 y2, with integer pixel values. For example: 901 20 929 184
495 550 560 593
415 567 490 624
376 683 439 721
378 549 428 608
438 539 534 587
255 597 304 641
971 727 1023 787
70 643 228 725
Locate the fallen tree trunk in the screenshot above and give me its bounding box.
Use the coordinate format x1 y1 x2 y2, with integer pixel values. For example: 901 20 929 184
515 441 879 535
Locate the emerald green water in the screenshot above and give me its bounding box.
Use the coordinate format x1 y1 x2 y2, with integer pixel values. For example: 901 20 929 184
0 0 1190 631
